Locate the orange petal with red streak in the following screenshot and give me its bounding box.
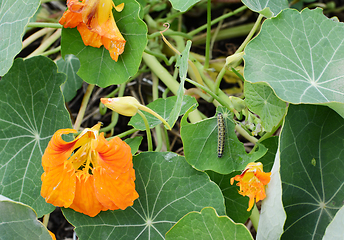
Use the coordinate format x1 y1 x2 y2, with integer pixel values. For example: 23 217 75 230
59 0 83 29
42 129 77 170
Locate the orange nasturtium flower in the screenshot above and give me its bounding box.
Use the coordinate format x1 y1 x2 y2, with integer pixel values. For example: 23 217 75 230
41 122 138 217
59 0 126 61
230 162 271 211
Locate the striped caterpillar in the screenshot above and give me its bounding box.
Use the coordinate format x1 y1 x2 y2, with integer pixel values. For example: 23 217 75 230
217 112 225 158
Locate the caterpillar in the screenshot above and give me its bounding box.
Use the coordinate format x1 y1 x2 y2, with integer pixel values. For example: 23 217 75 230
217 112 225 158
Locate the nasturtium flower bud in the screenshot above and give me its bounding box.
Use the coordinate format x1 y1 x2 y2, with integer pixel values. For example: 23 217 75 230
101 97 140 117
101 97 171 130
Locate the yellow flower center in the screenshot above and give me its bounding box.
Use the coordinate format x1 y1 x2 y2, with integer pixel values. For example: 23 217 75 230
66 123 101 179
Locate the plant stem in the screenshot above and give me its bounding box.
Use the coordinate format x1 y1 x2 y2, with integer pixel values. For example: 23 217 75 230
148 30 192 40
204 0 212 70
235 14 263 53
74 84 95 131
115 128 138 139
100 83 126 133
22 28 55 49
144 48 172 66
100 111 119 134
25 29 61 58
138 110 153 151
235 124 258 144
192 23 254 46
142 51 203 124
26 22 62 28
41 46 61 56
250 204 260 231
142 52 180 94
188 5 248 36
185 78 232 110
152 73 164 152
214 52 244 95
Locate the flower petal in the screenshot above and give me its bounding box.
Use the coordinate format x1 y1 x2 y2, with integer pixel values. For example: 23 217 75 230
255 171 271 185
94 167 138 210
94 135 138 209
59 0 84 28
68 175 105 217
41 162 76 208
42 129 78 170
48 230 56 240
76 24 103 48
101 36 125 61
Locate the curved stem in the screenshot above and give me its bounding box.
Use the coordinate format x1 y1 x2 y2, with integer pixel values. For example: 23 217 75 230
142 52 203 124
41 46 61 56
235 14 263 53
214 52 244 95
22 28 55 49
99 111 119 134
25 29 61 58
100 83 126 133
142 52 180 94
115 128 138 139
148 30 192 40
235 124 258 144
138 110 153 151
185 78 232 111
144 48 172 66
74 84 95 131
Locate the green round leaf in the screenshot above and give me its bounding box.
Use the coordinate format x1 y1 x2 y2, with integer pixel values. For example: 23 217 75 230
168 0 201 12
165 207 253 240
280 104 344 239
244 82 286 132
0 200 54 240
56 54 83 102
244 8 344 117
0 0 40 76
63 152 225 239
61 0 147 87
124 136 143 155
0 56 72 217
241 0 288 17
181 107 267 174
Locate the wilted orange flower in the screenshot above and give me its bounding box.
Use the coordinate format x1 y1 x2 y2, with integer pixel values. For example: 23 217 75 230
41 122 138 217
230 162 271 211
59 0 126 61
